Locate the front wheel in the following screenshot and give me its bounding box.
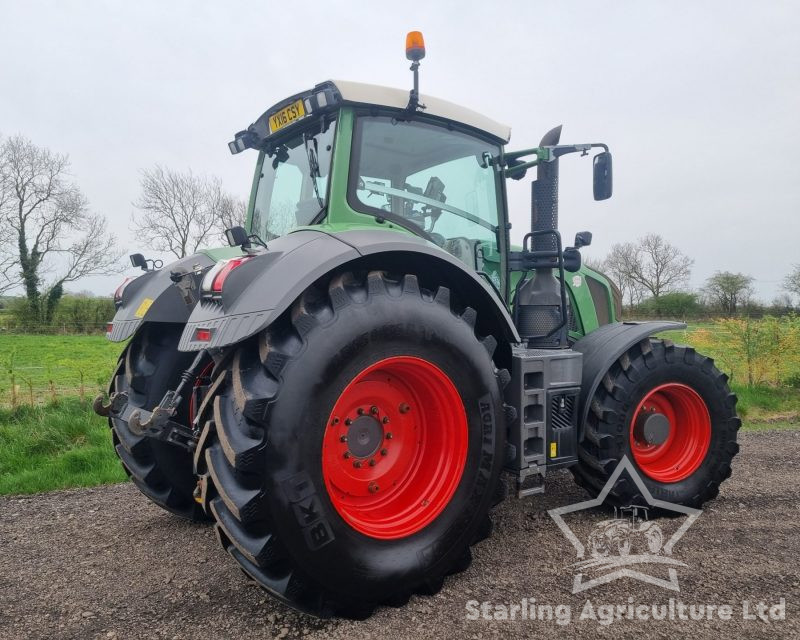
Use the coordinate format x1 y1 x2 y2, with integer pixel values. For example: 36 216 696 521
196 271 508 618
571 338 740 509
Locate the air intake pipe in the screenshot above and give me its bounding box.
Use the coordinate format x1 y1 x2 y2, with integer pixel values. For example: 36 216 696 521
515 125 568 348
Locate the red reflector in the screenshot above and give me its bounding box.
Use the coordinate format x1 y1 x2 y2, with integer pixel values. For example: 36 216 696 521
194 328 213 342
212 258 249 293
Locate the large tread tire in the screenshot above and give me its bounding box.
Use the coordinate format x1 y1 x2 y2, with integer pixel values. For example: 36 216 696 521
196 271 509 618
109 323 209 521
571 338 741 509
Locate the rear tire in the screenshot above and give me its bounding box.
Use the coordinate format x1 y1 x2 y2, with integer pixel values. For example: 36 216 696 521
109 323 209 521
571 338 740 508
196 271 508 618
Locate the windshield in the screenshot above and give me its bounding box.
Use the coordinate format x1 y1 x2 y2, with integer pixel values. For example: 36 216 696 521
250 118 335 239
349 115 502 274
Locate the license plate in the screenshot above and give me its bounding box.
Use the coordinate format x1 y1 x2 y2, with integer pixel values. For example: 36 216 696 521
268 99 306 134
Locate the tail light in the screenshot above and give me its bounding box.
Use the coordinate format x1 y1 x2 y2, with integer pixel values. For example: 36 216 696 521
201 257 252 298
194 328 213 342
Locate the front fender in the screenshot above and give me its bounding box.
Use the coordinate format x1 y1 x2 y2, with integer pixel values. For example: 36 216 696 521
572 321 687 439
178 228 521 351
107 253 217 342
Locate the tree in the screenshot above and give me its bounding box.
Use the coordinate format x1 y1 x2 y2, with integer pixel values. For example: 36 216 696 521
703 271 754 316
0 134 121 321
209 182 247 243
628 233 693 299
770 293 795 314
131 166 247 259
599 234 693 305
600 242 647 307
783 264 800 300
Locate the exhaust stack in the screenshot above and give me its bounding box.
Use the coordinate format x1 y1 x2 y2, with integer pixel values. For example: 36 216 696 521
515 125 568 348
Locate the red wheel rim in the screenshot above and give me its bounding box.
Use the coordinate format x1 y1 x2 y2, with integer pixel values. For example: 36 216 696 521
629 382 711 483
322 356 468 540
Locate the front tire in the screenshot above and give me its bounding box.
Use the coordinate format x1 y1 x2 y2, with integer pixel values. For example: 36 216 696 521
572 338 740 508
197 271 508 618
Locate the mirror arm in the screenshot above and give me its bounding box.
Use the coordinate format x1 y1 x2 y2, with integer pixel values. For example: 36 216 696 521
503 146 542 162
502 142 609 179
501 142 608 167
504 157 539 179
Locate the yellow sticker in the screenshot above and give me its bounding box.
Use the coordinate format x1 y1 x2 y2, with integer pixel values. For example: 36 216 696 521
550 442 557 458
134 297 154 318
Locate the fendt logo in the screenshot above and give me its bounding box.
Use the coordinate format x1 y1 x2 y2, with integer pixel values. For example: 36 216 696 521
548 456 701 593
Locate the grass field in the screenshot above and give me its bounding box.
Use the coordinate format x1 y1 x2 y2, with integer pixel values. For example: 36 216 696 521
0 334 126 494
0 329 797 496
0 398 126 495
0 333 121 405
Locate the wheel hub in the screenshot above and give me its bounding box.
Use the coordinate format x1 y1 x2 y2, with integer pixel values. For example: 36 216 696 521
347 415 384 458
633 411 670 446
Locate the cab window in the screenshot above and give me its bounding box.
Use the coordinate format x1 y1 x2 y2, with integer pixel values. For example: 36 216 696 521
349 115 501 275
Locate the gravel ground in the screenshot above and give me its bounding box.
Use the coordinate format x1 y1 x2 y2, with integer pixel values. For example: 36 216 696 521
1 428 798 640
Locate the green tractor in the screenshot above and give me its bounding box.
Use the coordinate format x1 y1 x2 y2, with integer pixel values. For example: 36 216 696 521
95 33 740 618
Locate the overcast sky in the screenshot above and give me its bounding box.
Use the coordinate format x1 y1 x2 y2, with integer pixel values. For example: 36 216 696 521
1 0 798 300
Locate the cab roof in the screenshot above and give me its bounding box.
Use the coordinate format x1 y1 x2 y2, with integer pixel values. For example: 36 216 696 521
229 79 511 154
330 80 511 143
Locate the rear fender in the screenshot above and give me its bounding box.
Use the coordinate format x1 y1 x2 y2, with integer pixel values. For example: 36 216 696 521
178 229 521 352
107 253 217 341
572 321 687 440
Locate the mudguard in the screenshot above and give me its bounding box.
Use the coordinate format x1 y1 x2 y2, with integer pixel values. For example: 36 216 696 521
178 228 521 351
107 253 218 342
572 321 687 439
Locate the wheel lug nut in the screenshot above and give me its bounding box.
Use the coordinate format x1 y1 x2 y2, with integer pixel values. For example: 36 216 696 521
331 417 339 425
345 418 352 426
385 432 393 440
370 406 379 415
380 448 388 456
368 482 379 494
382 416 390 424
369 459 376 467
340 435 348 443
399 403 411 414
343 452 351 459
353 460 362 468
357 408 365 416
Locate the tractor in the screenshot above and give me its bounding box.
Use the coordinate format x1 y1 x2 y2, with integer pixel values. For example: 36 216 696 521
94 32 740 618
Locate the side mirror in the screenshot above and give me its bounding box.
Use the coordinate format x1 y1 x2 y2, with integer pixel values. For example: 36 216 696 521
574 231 593 249
225 226 249 248
129 253 147 271
593 152 613 201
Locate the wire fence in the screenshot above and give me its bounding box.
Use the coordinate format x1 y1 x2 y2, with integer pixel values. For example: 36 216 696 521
0 322 110 335
2 316 799 409
0 331 117 408
2 376 103 409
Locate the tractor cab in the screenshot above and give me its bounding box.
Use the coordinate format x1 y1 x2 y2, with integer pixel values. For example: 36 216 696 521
232 78 510 288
